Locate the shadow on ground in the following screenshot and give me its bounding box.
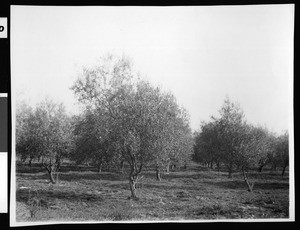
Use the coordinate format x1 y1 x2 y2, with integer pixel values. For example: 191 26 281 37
17 171 128 182
16 163 118 174
16 187 104 204
202 180 289 190
141 171 223 181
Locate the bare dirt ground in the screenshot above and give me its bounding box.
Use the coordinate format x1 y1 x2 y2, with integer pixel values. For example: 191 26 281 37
15 162 289 222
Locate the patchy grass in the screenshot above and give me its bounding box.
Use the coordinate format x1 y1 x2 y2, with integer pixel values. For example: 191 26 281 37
15 162 289 222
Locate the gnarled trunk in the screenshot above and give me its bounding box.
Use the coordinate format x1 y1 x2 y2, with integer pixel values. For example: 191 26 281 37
242 167 254 192
166 162 170 174
120 160 124 174
228 163 233 178
42 158 60 184
47 168 56 184
281 165 287 177
128 173 139 199
125 144 143 199
28 157 33 167
129 175 137 198
216 162 221 172
55 171 60 182
127 160 143 199
184 161 187 170
170 164 175 171
49 171 56 184
97 162 102 173
258 164 264 172
156 165 161 181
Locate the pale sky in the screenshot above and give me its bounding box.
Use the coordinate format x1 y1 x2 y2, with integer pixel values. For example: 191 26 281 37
11 5 294 134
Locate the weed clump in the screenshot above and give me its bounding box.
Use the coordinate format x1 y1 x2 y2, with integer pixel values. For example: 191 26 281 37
25 189 51 219
188 203 243 219
196 204 229 215
27 191 41 218
107 207 135 221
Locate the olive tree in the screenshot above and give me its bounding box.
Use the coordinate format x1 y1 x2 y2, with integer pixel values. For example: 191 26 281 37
38 99 73 183
16 98 73 183
16 101 36 165
192 120 222 170
132 81 173 181
212 98 247 178
274 132 289 176
256 129 277 172
134 85 193 181
235 124 270 192
170 107 194 171
71 55 144 198
193 97 285 192
72 108 113 172
71 54 193 198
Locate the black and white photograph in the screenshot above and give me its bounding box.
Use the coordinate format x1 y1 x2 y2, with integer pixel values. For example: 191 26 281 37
10 5 294 225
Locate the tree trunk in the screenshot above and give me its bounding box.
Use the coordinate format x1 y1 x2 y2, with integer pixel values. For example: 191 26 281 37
228 163 233 178
166 162 170 174
126 149 143 199
55 171 60 183
48 169 56 184
156 165 161 181
210 162 213 169
21 155 26 163
242 168 254 192
170 164 176 171
120 160 124 174
184 161 187 170
28 158 32 167
97 162 102 173
258 165 264 172
216 162 220 172
56 160 61 172
281 165 287 177
129 176 137 199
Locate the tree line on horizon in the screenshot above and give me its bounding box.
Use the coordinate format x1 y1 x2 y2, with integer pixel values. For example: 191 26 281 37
16 54 289 197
